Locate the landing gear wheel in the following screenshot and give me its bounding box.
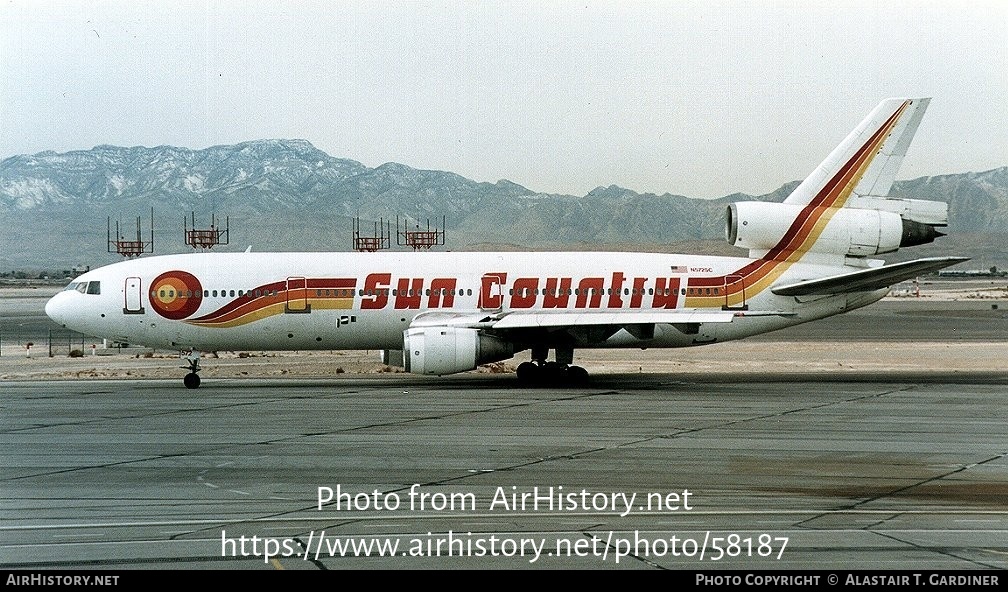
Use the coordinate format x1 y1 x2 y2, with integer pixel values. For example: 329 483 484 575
515 360 590 387
541 361 565 381
567 365 589 382
516 361 540 383
180 350 202 389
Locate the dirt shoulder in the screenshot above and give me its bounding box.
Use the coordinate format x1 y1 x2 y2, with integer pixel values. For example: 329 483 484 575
3 341 1006 382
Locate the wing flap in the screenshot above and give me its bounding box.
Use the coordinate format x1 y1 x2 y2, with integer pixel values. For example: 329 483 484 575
771 257 968 297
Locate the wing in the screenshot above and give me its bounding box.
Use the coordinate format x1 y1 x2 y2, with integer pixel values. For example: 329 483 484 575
770 256 968 297
409 308 795 333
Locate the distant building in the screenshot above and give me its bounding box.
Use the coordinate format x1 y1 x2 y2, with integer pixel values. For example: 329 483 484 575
938 268 1005 278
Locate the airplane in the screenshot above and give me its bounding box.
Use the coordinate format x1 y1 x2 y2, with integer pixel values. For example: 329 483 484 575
46 98 966 388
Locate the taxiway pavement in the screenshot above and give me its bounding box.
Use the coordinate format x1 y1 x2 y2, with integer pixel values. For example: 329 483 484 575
2 372 1005 570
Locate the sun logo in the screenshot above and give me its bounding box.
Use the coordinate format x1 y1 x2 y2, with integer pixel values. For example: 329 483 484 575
149 270 203 320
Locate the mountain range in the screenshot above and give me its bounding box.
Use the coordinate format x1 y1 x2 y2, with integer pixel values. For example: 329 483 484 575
1 139 1005 271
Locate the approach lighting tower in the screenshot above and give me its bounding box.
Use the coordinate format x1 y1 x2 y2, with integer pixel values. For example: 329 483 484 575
352 216 391 252
107 208 154 258
184 212 229 249
397 215 446 251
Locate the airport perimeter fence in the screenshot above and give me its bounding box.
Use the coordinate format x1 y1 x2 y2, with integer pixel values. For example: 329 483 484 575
0 324 108 358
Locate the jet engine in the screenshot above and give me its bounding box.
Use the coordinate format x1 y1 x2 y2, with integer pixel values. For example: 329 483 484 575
403 327 514 375
725 201 945 257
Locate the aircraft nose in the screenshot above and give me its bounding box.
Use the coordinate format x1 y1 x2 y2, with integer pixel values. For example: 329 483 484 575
45 292 67 326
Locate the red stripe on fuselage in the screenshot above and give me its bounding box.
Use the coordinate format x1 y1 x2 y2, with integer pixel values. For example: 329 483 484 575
190 278 357 323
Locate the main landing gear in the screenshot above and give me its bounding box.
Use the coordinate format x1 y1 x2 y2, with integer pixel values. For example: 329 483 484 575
515 345 589 385
181 350 201 389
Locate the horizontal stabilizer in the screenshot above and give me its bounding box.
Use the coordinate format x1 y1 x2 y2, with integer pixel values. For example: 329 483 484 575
771 257 969 296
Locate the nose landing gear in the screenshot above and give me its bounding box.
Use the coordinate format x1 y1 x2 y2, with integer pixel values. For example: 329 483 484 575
181 350 201 389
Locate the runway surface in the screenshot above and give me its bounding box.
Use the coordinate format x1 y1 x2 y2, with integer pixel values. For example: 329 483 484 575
2 372 1006 570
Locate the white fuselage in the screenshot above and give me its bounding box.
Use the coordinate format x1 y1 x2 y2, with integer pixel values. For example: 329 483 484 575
45 250 887 354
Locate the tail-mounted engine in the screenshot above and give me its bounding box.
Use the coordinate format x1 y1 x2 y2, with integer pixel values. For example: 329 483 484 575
725 198 946 258
403 327 514 375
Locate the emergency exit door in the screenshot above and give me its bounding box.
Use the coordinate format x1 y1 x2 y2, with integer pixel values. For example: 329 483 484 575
124 277 145 314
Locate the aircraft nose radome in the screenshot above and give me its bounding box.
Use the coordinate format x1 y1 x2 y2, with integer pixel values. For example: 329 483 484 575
45 293 66 326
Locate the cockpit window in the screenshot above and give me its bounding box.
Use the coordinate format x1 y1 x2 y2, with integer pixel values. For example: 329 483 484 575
65 281 100 294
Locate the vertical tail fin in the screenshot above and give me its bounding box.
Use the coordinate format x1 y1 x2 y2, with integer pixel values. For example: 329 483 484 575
784 98 930 207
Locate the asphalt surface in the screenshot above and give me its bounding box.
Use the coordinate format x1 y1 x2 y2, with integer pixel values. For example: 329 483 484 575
2 287 1006 571
1 373 1006 570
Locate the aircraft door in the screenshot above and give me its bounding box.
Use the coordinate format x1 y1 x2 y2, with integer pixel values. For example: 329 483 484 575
479 273 506 312
123 277 145 314
285 277 311 313
723 274 748 310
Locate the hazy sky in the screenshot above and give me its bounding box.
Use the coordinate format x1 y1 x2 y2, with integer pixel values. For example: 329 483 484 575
2 1 1006 198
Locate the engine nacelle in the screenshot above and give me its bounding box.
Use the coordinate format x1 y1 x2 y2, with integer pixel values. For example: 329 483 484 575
403 327 514 375
726 201 941 257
